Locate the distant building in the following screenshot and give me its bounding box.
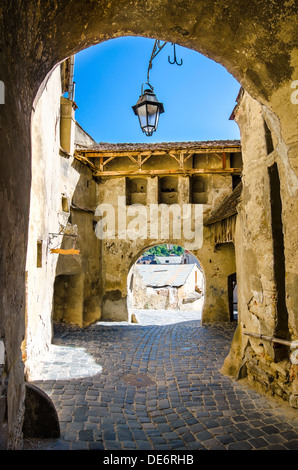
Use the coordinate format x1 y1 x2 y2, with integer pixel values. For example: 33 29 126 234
155 256 183 265
131 263 204 311
183 251 201 267
136 254 156 264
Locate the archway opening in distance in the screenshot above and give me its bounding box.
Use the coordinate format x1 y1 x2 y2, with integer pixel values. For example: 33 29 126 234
127 244 205 326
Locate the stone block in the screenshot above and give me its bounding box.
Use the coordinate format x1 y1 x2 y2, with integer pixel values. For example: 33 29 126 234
289 394 298 409
270 362 288 377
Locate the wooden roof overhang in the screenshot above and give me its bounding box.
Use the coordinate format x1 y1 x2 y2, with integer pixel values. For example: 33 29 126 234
204 181 243 226
74 141 242 178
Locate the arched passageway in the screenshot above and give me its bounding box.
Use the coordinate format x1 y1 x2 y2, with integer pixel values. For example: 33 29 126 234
24 39 240 378
91 151 238 326
127 244 205 325
0 1 297 449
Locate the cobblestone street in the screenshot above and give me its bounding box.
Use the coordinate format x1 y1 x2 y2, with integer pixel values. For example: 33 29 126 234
26 313 298 451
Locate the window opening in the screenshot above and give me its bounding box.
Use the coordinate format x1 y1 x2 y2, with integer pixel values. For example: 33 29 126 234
264 119 274 155
191 176 207 204
36 240 43 268
159 176 178 204
268 163 288 348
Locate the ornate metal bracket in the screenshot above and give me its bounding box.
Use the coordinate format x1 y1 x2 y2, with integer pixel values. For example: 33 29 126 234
147 40 183 83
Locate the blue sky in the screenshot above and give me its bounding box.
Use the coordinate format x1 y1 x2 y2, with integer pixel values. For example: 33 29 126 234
73 36 240 144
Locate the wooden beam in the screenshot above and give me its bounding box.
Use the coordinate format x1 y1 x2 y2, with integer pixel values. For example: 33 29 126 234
75 152 242 179
168 152 181 166
180 151 185 169
140 153 153 166
100 156 104 172
78 150 168 158
222 152 226 169
74 155 96 170
102 155 117 166
183 152 194 164
93 168 242 177
130 155 139 165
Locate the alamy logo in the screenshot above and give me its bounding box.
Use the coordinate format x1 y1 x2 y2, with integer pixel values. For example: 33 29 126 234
94 197 204 250
0 81 4 104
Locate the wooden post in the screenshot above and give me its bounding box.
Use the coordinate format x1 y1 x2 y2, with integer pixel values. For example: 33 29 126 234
222 152 226 169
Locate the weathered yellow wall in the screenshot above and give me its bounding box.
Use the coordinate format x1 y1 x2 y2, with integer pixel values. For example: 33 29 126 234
25 67 102 380
0 0 296 448
95 163 237 323
222 90 298 407
25 66 81 377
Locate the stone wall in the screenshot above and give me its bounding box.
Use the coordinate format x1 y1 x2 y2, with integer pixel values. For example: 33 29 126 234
25 65 79 377
24 66 102 381
54 161 102 328
132 266 175 310
0 0 296 448
222 90 298 407
95 170 236 323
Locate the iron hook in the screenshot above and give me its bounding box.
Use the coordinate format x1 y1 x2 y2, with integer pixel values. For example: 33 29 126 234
168 43 183 66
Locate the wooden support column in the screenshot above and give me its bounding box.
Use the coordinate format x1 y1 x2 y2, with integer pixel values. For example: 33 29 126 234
222 152 226 169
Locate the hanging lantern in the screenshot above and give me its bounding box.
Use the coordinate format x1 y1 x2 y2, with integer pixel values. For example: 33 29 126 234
132 83 164 137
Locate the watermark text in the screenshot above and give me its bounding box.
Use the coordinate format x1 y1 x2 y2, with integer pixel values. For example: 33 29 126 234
94 197 204 250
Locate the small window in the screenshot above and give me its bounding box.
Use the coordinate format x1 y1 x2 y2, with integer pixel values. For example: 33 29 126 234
264 119 274 155
62 195 69 212
37 240 43 268
191 176 207 204
159 176 178 204
230 152 243 169
126 178 147 205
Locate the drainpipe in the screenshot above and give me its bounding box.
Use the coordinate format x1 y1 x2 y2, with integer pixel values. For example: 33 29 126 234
68 55 75 102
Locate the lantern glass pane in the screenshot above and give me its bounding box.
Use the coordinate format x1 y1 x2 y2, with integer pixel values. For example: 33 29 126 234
147 104 158 127
136 104 147 128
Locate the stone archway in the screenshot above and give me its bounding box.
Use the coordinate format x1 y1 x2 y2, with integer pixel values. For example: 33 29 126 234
92 148 238 325
98 228 236 326
0 1 297 449
126 244 206 324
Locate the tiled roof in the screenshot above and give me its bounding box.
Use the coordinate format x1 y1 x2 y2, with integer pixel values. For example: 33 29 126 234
79 140 241 152
204 181 243 225
136 264 196 288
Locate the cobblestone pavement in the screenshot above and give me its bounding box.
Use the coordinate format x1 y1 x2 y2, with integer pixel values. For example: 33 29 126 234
25 315 298 451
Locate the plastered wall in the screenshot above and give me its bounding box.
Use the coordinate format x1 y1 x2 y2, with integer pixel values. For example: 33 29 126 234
95 172 236 323
222 91 298 407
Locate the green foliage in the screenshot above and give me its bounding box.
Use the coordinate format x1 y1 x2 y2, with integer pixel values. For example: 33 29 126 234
143 245 185 257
